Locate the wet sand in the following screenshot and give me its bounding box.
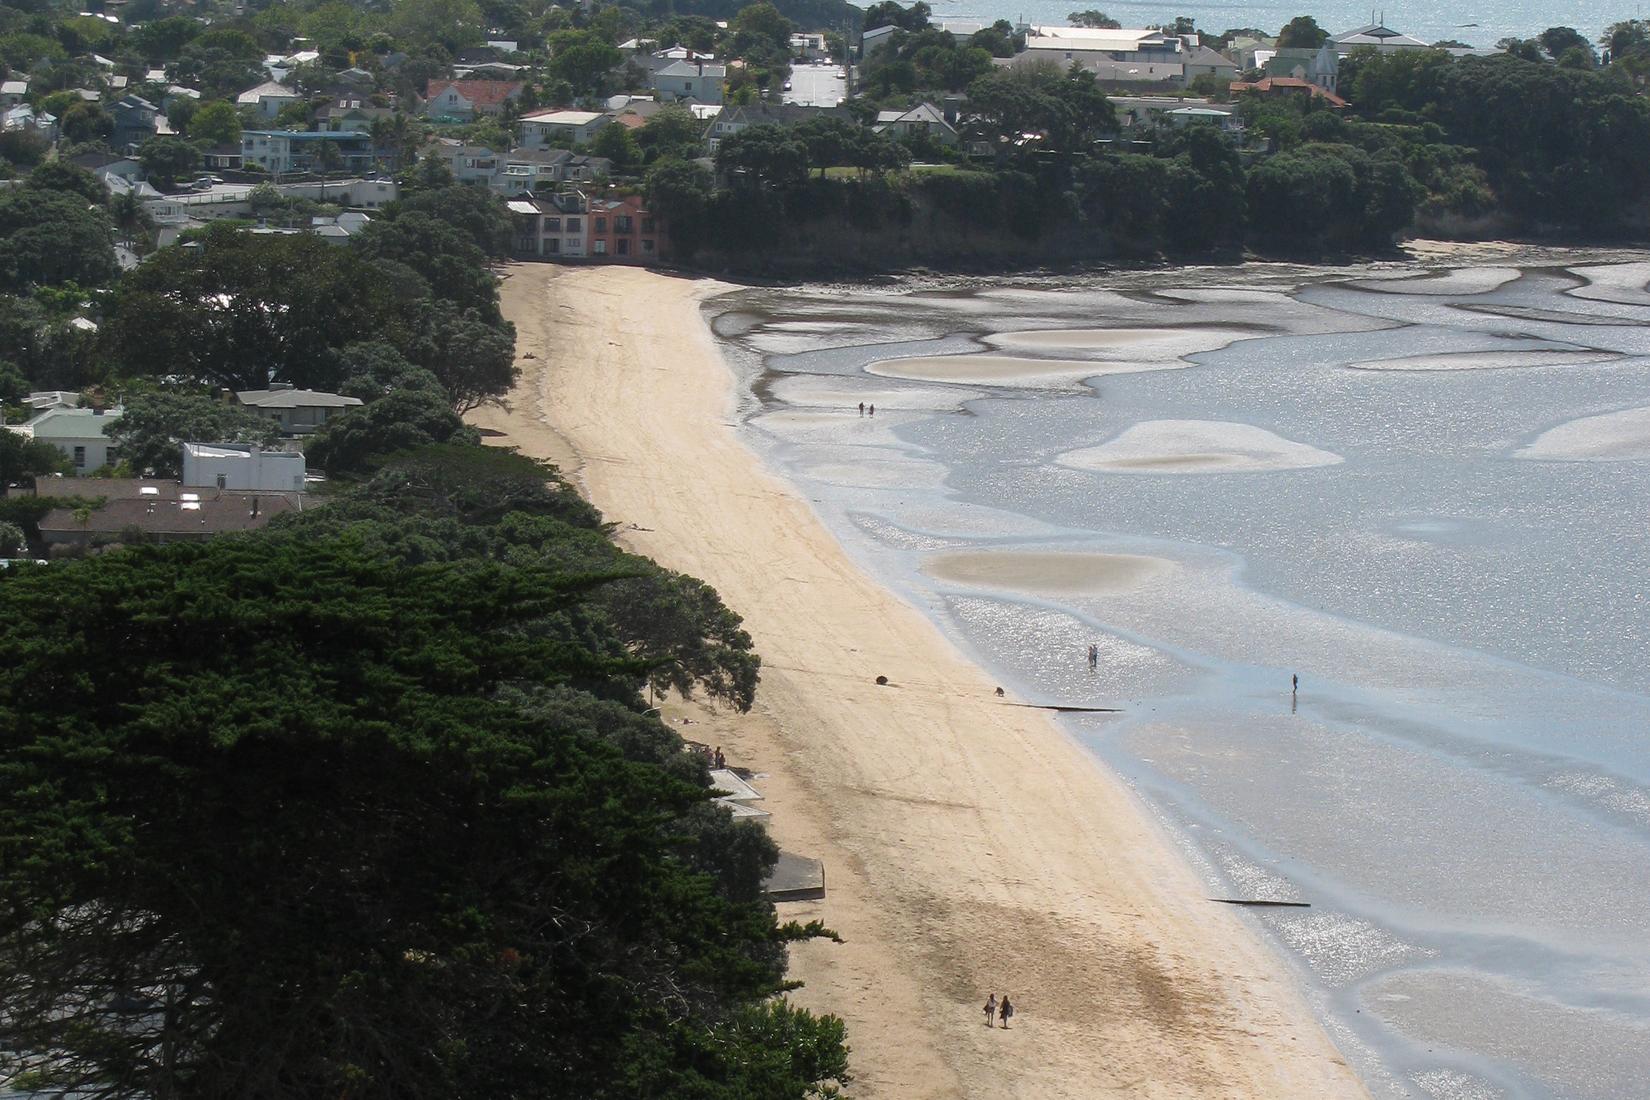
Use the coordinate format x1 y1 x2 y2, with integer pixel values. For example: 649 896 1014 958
474 263 1369 1100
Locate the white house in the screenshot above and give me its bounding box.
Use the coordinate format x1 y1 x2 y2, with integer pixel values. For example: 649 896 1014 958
0 80 27 108
8 405 123 473
649 61 725 104
236 80 302 120
518 109 610 148
236 387 363 435
182 443 306 492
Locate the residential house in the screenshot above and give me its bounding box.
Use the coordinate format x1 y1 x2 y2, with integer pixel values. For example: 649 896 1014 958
110 94 159 149
236 387 363 436
239 130 375 174
705 102 846 152
872 102 958 147
1182 44 1239 84
69 150 142 182
649 60 725 104
1228 76 1349 107
1330 22 1431 54
182 442 307 491
1261 43 1339 92
0 80 28 108
3 104 57 140
24 391 80 412
585 194 664 262
454 61 530 80
422 79 524 121
518 109 611 148
434 140 501 185
506 191 588 258
7 404 123 474
236 80 302 120
492 148 611 194
201 143 244 170
336 67 376 87
313 95 394 132
1164 105 1242 135
37 490 298 550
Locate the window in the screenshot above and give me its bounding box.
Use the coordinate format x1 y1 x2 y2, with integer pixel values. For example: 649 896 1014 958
73 445 86 467
566 217 581 232
642 238 655 253
614 215 633 233
547 238 559 253
616 238 630 255
594 217 607 233
545 217 560 231
593 240 607 255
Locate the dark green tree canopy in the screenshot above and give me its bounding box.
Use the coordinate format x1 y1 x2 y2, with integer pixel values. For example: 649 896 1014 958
104 391 282 477
0 447 826 1099
0 188 116 292
105 225 416 391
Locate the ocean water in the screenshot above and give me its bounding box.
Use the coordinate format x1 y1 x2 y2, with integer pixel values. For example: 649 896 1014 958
710 253 1650 1100
902 0 1629 55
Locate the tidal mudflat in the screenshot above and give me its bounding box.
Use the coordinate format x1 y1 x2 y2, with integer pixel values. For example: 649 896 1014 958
710 252 1650 1100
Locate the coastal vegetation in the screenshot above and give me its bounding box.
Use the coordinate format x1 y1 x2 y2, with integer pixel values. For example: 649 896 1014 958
0 444 848 1097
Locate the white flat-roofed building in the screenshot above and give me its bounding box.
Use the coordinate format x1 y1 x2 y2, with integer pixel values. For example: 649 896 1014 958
182 443 306 492
518 109 610 148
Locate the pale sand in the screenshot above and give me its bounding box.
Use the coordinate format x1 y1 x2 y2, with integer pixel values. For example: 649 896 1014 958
1349 349 1620 372
924 550 1175 596
474 264 1367 1100
1347 268 1521 296
1517 404 1650 461
1059 420 1343 475
983 325 1255 353
866 353 1175 387
1565 261 1650 305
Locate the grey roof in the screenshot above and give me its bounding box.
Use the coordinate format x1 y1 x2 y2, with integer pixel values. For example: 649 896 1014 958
655 61 726 78
236 388 363 410
39 493 298 538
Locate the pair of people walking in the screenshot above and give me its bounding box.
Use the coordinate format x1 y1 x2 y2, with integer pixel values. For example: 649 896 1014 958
982 993 1014 1029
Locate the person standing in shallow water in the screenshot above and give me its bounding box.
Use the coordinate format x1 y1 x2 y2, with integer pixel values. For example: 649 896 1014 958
983 993 996 1027
998 994 1014 1028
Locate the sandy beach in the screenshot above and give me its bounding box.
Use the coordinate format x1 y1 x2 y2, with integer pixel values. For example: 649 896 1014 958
473 263 1369 1100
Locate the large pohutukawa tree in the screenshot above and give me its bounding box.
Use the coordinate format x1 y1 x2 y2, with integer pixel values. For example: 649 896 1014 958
0 496 843 1097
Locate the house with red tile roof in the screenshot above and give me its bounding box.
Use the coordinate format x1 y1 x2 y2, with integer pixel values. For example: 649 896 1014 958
1228 76 1348 108
423 79 525 121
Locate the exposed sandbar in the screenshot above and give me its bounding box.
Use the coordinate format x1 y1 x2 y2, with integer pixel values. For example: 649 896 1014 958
924 550 1174 596
1059 420 1343 474
865 353 1173 386
1517 405 1650 461
1349 349 1620 371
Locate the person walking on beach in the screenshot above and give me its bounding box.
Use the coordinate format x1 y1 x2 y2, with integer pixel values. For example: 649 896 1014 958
858 402 864 416
998 994 1014 1029
1292 673 1299 696
868 404 875 417
1088 643 1099 671
983 993 996 1027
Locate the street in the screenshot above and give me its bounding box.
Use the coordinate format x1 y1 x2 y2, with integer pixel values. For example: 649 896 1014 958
782 62 846 107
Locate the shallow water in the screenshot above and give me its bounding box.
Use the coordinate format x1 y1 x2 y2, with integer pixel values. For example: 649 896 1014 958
710 253 1650 1100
